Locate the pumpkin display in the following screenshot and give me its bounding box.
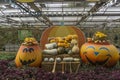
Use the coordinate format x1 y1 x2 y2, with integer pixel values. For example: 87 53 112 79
43 34 80 55
15 37 42 67
80 32 119 67
40 26 85 50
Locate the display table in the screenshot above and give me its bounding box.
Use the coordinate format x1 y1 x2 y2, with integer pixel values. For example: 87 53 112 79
42 54 81 73
42 61 80 73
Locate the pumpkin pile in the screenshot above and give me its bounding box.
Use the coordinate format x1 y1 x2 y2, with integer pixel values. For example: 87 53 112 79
42 34 79 55
40 26 86 50
80 31 119 67
15 37 42 67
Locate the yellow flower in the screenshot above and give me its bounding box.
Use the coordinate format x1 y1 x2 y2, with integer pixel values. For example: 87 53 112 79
24 37 36 43
95 32 107 38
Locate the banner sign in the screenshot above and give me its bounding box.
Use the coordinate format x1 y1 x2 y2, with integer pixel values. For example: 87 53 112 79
17 0 35 3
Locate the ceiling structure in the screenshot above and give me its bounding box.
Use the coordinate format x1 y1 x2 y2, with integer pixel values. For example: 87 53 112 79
0 0 120 29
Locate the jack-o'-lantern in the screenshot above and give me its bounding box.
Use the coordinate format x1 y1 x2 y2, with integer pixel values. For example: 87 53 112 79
80 32 119 67
15 37 42 67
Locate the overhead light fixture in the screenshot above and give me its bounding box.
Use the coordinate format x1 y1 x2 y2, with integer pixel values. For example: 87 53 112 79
2 5 7 9
88 3 95 6
46 3 69 7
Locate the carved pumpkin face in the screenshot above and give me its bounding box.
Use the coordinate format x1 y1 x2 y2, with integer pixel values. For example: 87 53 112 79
15 45 42 67
80 43 119 67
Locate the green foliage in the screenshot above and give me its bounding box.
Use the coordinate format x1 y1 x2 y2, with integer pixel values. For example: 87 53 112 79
1 60 120 80
0 52 16 60
0 28 43 49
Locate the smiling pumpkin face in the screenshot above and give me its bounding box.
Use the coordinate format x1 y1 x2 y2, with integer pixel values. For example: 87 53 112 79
80 43 119 67
15 45 42 67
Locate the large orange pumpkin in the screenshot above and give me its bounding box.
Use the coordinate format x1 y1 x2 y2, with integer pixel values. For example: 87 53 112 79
80 32 119 67
15 37 42 67
40 26 85 50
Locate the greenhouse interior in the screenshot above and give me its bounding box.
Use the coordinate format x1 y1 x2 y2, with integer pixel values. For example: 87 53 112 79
0 0 120 80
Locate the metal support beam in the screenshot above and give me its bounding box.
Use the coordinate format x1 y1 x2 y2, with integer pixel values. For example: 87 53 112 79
5 12 120 17
34 0 101 2
76 0 110 25
0 20 120 24
27 2 53 26
27 2 41 11
0 9 18 24
11 0 49 26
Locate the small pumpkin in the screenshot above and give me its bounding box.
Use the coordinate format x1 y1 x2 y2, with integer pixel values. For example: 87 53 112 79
15 37 42 67
64 43 70 48
58 39 65 43
50 39 56 43
57 43 66 47
72 35 78 39
80 32 119 67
